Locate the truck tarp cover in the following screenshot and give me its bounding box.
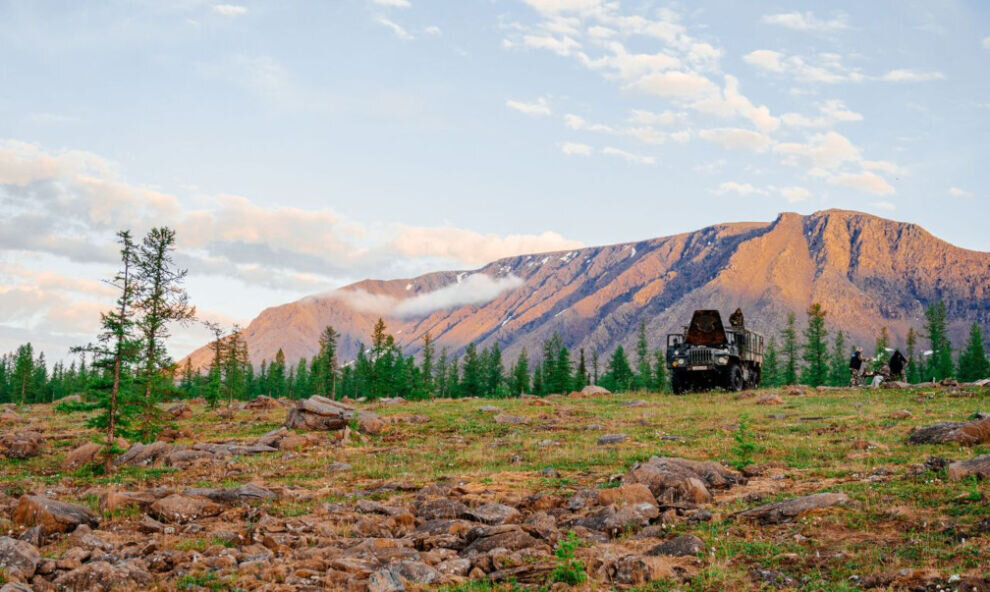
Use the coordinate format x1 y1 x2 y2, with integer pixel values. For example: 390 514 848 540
685 310 727 346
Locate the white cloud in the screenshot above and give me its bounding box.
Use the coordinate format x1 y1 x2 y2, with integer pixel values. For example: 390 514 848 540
861 160 900 175
521 33 580 56
714 182 764 196
335 274 524 318
781 99 862 128
627 109 681 126
371 0 410 7
775 131 861 169
691 75 779 132
699 128 773 153
377 18 414 40
424 25 442 36
631 70 719 99
523 0 603 15
949 187 974 199
828 171 895 195
761 12 848 33
743 50 785 72
777 186 811 203
559 142 592 156
506 96 552 117
744 49 861 84
879 69 944 82
601 146 655 165
212 4 247 16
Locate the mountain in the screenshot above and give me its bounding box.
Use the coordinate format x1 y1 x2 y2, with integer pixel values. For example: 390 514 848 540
182 210 990 370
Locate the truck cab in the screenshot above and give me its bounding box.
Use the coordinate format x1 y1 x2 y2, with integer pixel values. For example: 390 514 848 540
665 309 764 394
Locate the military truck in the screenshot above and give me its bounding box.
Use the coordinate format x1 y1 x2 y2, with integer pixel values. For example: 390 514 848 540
665 309 765 394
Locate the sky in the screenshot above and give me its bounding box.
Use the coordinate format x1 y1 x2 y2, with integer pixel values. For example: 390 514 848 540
1 0 988 363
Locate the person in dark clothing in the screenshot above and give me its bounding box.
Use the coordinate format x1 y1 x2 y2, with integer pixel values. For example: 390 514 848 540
729 308 744 329
888 349 907 381
849 347 864 387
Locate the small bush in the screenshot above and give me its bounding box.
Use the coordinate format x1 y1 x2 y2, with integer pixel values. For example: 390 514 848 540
548 530 586 585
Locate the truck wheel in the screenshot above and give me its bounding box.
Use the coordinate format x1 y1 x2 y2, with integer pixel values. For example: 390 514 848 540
672 372 688 395
726 365 744 392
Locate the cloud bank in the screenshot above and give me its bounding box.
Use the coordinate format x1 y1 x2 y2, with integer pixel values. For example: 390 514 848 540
333 274 524 318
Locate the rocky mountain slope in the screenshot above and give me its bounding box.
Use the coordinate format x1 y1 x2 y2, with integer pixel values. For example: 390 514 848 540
183 210 990 369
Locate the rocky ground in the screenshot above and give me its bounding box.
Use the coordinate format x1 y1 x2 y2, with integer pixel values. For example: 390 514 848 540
0 382 988 592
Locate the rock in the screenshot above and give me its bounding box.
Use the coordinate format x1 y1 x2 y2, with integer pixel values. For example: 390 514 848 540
149 494 222 523
756 394 784 405
0 536 41 579
253 427 288 447
137 515 166 534
883 381 911 389
540 467 560 479
890 409 913 419
284 396 352 431
461 525 541 555
184 483 277 504
246 395 280 410
166 403 192 419
52 560 152 592
0 431 43 459
379 397 405 406
356 411 385 435
60 442 104 471
597 484 657 509
479 405 502 413
908 418 990 445
98 490 158 514
465 502 521 525
13 496 99 534
389 560 439 585
436 557 472 577
622 399 648 407
277 433 314 451
946 455 990 481
115 441 171 467
624 456 744 506
493 414 528 425
165 448 215 467
611 554 673 585
0 583 33 592
648 534 706 556
751 568 796 588
417 498 469 521
597 433 627 445
368 568 405 592
581 385 611 396
66 525 113 552
734 492 850 524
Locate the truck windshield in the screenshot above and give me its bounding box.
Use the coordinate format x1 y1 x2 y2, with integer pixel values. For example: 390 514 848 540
667 334 683 348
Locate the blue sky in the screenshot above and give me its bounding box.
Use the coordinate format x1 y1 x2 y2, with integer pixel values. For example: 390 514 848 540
0 0 987 361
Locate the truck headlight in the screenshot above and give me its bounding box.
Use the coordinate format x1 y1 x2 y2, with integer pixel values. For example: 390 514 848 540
717 356 729 365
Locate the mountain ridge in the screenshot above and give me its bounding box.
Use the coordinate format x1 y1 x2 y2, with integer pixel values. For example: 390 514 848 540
182 210 990 370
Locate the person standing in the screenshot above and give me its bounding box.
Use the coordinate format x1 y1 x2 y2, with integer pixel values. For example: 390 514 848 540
849 347 864 387
888 349 907 382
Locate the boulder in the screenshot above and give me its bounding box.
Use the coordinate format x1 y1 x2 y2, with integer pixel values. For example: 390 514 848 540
461 525 541 555
184 483 278 504
388 560 439 585
149 494 222 523
908 418 990 446
597 433 627 445
13 496 99 534
946 455 990 481
581 385 611 396
889 409 913 420
734 492 850 524
61 442 103 471
284 396 353 431
755 394 784 405
648 534 706 556
611 554 674 585
479 405 502 413
465 502 521 525
115 441 171 467
52 560 152 592
356 411 385 435
0 536 41 579
0 431 43 459
246 395 280 410
597 484 657 509
166 403 192 419
368 568 405 592
98 490 159 514
624 456 744 506
417 498 469 521
883 381 911 389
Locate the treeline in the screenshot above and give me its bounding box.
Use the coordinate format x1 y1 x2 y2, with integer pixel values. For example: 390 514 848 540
760 301 990 387
173 320 669 401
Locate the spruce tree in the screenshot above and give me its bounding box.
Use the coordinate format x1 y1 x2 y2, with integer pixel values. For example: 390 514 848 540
923 301 953 381
435 347 449 398
651 350 667 392
828 331 846 387
204 322 225 407
780 313 798 385
223 328 250 406
269 349 287 397
762 337 779 387
602 346 634 392
554 346 572 394
419 332 435 398
460 343 482 396
957 323 990 381
591 350 600 385
574 348 589 390
13 343 34 406
510 349 530 395
314 325 339 398
800 303 828 387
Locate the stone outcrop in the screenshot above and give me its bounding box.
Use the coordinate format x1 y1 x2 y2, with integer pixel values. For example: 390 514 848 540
13 496 99 534
908 418 990 445
733 492 850 524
